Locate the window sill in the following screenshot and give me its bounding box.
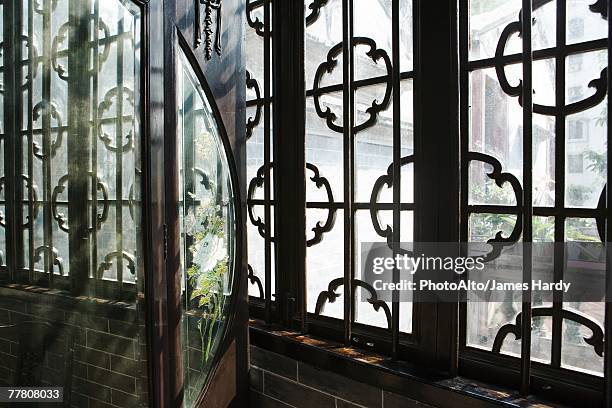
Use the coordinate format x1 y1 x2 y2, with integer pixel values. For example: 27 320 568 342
0 282 139 318
249 320 565 408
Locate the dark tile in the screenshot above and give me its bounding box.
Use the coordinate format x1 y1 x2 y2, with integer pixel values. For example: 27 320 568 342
0 338 10 354
0 309 9 325
88 397 116 408
111 389 140 408
73 377 112 403
29 303 65 322
0 352 17 370
73 361 88 379
67 313 109 333
250 390 294 408
86 330 136 359
88 366 136 394
383 391 434 408
251 346 297 380
0 299 26 313
75 346 111 369
110 355 140 378
70 391 90 408
0 367 10 382
108 319 138 338
297 363 382 408
250 367 264 392
337 399 366 408
264 373 334 408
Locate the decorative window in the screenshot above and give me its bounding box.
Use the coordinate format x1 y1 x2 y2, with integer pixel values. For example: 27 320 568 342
0 0 143 298
245 0 611 405
305 0 414 345
462 0 608 399
245 0 415 357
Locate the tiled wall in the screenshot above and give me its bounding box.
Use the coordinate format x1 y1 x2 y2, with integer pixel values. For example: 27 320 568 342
249 346 434 408
0 289 148 408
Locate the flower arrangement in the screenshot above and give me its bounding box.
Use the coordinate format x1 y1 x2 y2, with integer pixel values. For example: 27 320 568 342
184 131 231 363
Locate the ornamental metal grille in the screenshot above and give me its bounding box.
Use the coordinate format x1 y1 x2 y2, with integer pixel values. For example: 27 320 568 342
460 0 608 384
0 0 143 299
245 0 273 313
245 0 415 354
304 0 414 342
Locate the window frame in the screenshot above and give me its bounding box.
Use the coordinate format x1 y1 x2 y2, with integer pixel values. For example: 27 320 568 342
246 0 459 372
458 0 610 405
246 0 612 406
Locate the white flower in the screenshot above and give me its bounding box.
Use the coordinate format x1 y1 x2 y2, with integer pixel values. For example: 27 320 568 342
192 233 226 274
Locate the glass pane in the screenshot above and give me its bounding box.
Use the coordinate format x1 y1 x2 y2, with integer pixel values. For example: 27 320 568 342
306 209 344 317
469 0 521 60
0 0 148 405
178 50 236 405
562 218 604 376
567 0 607 45
469 68 524 182
305 0 343 90
565 100 607 208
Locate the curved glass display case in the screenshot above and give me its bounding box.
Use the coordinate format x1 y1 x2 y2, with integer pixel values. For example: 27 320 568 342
177 49 237 406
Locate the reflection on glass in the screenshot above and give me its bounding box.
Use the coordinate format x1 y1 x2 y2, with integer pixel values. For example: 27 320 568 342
178 50 236 405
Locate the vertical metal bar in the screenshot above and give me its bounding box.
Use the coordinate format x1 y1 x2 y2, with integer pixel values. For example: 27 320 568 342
91 0 100 293
551 0 566 369
263 0 272 324
116 9 125 285
3 0 18 282
342 0 354 346
520 0 533 395
13 0 25 283
604 0 612 403
27 0 35 283
42 0 53 283
458 0 470 354
391 0 401 360
272 0 306 329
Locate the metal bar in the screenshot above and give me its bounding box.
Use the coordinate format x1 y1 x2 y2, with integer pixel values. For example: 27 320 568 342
467 38 607 71
27 0 34 283
520 0 533 395
458 0 470 359
43 0 53 283
306 70 414 97
272 0 306 329
13 0 24 283
263 0 272 324
605 0 612 403
2 0 17 282
116 9 125 284
551 0 566 369
391 0 401 360
92 0 100 292
467 205 604 218
342 0 354 346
